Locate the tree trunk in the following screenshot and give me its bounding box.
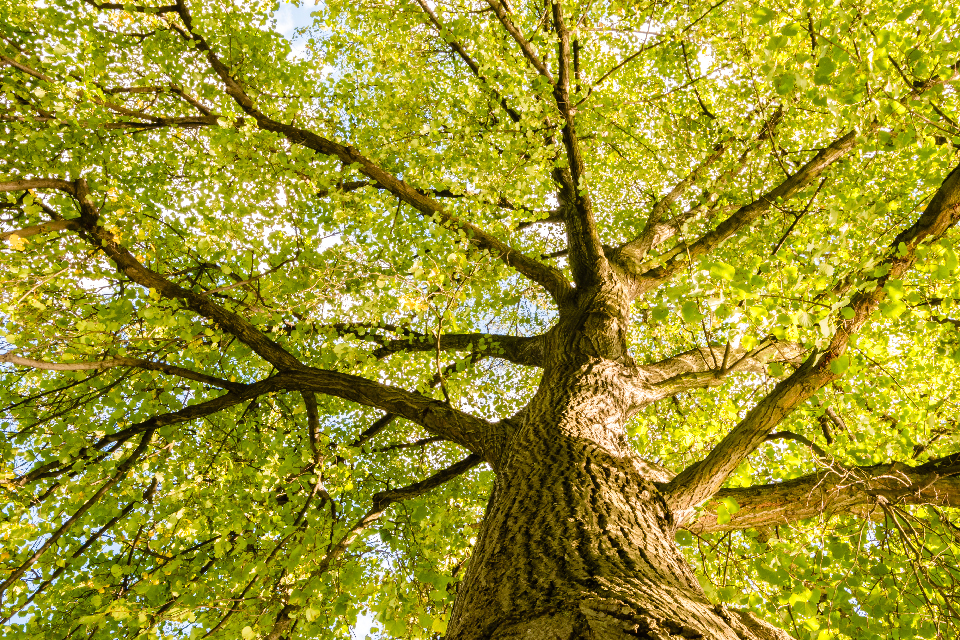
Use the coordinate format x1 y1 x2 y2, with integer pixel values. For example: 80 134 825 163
446 359 792 640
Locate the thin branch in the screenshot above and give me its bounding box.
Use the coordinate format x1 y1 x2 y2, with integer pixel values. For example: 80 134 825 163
262 453 482 640
412 0 521 123
618 107 784 263
0 353 243 391
6 375 288 488
302 390 321 459
371 436 444 453
0 479 157 624
0 429 155 598
199 258 293 296
636 341 805 386
680 41 715 120
574 43 660 108
764 430 828 459
0 55 54 82
351 413 396 449
618 138 732 261
83 0 178 15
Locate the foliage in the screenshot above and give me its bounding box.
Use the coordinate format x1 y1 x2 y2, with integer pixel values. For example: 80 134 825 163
1 0 959 638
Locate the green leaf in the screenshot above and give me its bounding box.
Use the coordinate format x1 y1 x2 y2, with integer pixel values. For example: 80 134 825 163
696 574 719 603
709 262 736 281
753 7 777 25
774 73 796 95
829 355 850 375
780 22 801 36
716 503 731 525
814 56 838 85
720 497 740 515
681 301 704 323
651 306 670 322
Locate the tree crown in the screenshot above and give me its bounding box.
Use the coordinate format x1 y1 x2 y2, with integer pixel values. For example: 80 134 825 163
2 0 960 638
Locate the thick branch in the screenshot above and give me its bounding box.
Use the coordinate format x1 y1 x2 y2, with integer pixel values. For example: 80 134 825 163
166 2 571 302
626 341 805 410
689 453 960 533
0 219 79 241
288 368 503 464
617 129 859 296
485 0 554 83
371 435 444 453
3 178 504 457
371 453 483 510
550 0 609 289
665 159 960 515
372 332 545 367
0 179 76 194
2 178 305 370
347 350 483 451
10 362 499 487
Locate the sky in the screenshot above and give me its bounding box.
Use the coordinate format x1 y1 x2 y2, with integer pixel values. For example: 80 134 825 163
274 0 320 57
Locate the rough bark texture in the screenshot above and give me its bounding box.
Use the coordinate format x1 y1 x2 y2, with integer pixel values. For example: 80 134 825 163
445 287 793 640
690 454 960 534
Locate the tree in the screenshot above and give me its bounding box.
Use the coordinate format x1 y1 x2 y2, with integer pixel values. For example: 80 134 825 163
1 0 960 637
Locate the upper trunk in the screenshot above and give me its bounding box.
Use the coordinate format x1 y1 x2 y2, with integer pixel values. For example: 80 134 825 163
447 289 792 639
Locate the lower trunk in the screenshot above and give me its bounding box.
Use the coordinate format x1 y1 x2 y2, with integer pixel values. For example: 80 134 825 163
446 364 791 640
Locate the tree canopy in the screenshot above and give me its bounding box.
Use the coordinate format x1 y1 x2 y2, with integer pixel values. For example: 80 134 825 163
1 0 960 638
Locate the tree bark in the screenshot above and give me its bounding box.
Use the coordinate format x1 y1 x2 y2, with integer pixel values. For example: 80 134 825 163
446 356 791 640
